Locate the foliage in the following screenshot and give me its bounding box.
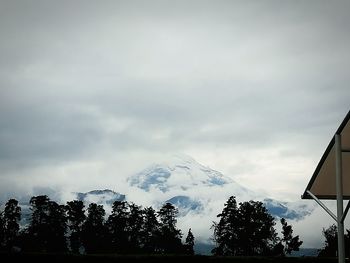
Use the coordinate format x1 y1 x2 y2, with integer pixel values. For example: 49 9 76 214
66 200 86 253
212 196 302 257
318 224 350 257
2 199 21 250
273 218 303 256
81 203 107 254
157 202 183 254
185 228 195 255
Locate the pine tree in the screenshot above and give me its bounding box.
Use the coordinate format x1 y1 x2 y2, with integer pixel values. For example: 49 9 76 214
158 203 183 254
142 206 160 253
127 203 144 253
66 200 86 254
185 228 195 255
211 196 239 255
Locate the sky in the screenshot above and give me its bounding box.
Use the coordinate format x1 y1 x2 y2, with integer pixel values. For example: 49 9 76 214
0 0 350 248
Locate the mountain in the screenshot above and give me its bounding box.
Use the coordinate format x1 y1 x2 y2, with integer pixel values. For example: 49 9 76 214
263 198 313 220
128 155 234 193
75 189 125 205
165 195 203 216
127 154 313 221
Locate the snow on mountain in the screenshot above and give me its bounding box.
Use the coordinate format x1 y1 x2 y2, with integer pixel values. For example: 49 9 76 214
263 198 313 221
165 195 203 216
75 189 125 205
128 154 233 192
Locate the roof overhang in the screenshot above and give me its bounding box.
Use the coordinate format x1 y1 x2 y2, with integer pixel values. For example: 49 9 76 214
302 110 350 200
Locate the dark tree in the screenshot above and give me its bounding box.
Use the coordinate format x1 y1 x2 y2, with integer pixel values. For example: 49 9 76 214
106 200 129 253
211 196 239 256
2 199 21 250
142 206 160 253
127 203 144 253
158 202 183 254
66 200 86 253
212 197 277 256
24 196 68 252
280 218 303 255
0 211 4 250
318 224 350 257
184 228 195 255
46 201 67 252
237 200 277 256
25 195 51 252
82 203 107 254
318 224 337 257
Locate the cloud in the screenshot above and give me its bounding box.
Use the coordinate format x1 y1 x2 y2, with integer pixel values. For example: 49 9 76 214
0 0 350 248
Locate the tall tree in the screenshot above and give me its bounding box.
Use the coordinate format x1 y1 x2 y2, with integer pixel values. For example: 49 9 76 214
237 200 277 256
106 201 129 253
318 224 350 257
157 202 183 254
46 201 67 252
184 228 195 255
82 203 106 254
211 196 239 256
2 199 21 250
26 195 51 252
212 197 277 256
141 206 160 253
280 218 302 255
127 203 144 253
66 200 86 254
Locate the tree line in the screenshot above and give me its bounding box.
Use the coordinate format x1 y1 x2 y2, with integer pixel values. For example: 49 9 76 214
0 197 194 255
5 194 341 257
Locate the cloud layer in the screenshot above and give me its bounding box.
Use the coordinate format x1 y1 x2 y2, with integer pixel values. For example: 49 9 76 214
1 0 350 248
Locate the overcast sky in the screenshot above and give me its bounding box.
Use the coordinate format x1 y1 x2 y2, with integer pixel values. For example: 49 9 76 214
0 0 349 206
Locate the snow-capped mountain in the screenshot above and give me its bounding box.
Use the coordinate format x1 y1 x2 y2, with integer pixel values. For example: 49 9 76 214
165 195 203 216
75 189 125 205
126 154 314 221
263 198 313 220
128 155 234 192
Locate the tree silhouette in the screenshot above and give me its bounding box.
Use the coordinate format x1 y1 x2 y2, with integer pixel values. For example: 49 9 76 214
157 202 183 254
318 224 350 257
142 206 160 253
237 200 277 256
212 196 277 256
25 195 51 252
106 200 129 253
2 199 21 250
211 196 239 256
82 203 107 254
46 200 67 252
66 200 86 253
127 203 144 253
0 210 5 250
184 228 195 255
279 218 302 255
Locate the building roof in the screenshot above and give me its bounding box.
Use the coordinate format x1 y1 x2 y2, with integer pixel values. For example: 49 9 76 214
302 110 350 200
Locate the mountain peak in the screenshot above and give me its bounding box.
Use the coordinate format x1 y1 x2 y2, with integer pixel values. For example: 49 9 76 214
128 154 232 192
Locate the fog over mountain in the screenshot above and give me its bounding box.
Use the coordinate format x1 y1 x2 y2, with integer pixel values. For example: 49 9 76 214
1 0 349 253
1 154 318 251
